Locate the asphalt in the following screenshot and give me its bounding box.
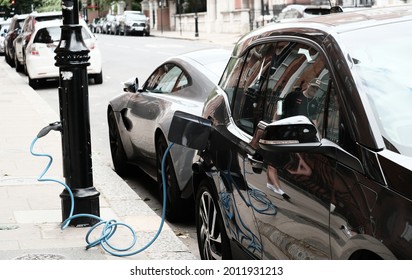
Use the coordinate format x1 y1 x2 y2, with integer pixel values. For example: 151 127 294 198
0 29 242 260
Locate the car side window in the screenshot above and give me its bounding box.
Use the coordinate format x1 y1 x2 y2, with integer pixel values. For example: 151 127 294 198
220 56 246 105
231 43 277 134
145 63 189 94
231 41 340 142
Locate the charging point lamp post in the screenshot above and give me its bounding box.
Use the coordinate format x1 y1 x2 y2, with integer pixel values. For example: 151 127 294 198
54 0 100 227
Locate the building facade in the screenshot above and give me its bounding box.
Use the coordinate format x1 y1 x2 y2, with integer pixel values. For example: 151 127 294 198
141 0 404 35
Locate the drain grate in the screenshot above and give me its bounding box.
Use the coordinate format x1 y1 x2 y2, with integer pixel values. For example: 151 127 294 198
13 254 65 260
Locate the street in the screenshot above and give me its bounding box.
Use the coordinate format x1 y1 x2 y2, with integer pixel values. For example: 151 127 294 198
20 33 233 259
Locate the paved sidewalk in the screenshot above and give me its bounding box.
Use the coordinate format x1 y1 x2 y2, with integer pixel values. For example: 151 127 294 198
0 44 201 260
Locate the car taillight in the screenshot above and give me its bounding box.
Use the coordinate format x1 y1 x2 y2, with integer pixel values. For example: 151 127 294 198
29 45 39 55
88 42 96 50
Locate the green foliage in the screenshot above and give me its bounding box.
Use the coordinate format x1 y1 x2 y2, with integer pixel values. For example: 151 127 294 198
181 0 206 13
35 0 61 12
0 0 143 17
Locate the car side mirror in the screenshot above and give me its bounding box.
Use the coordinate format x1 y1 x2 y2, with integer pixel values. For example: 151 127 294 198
258 116 364 173
259 116 321 152
123 77 139 93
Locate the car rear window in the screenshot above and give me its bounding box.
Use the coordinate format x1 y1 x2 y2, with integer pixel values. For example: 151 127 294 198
34 26 61 43
34 26 91 44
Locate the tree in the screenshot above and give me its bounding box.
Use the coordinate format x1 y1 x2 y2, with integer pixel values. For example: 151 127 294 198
35 0 61 12
0 0 47 14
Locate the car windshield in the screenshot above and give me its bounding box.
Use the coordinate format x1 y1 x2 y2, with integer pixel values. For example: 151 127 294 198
341 21 412 157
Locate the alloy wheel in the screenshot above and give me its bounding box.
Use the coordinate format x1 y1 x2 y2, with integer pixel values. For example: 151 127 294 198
196 182 231 260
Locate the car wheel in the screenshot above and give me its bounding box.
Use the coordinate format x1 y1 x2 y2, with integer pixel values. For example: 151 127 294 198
156 135 186 222
14 55 23 73
24 62 28 75
93 71 103 84
8 53 15 67
108 110 130 176
195 179 232 260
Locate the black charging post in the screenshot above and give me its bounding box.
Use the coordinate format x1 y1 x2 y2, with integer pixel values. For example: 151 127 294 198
54 0 100 227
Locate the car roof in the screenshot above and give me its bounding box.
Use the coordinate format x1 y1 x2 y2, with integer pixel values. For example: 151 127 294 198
281 4 331 13
171 48 230 84
32 18 88 30
29 11 62 17
234 5 412 56
176 48 230 67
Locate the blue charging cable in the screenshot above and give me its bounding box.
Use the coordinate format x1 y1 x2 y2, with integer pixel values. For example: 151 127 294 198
30 122 172 257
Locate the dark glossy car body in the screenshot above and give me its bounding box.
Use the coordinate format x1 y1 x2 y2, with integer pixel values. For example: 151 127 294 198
4 14 28 67
184 5 412 259
107 48 230 222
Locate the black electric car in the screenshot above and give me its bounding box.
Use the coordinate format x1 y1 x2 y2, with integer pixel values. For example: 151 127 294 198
171 5 412 259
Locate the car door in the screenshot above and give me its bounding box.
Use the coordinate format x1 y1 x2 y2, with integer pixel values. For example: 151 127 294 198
125 63 188 160
231 40 335 259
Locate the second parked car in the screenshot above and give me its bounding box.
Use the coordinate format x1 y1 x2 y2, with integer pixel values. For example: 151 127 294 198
107 48 230 222
25 19 103 89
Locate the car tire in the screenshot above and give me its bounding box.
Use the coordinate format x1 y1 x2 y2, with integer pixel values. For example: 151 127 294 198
108 110 130 176
156 135 187 222
14 55 23 73
93 71 103 84
8 53 15 67
195 179 232 260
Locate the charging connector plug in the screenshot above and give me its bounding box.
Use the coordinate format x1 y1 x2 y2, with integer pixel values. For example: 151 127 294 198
37 122 62 138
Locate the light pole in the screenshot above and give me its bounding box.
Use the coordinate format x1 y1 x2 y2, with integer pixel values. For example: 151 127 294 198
178 0 182 36
194 0 199 37
159 0 163 34
54 0 100 227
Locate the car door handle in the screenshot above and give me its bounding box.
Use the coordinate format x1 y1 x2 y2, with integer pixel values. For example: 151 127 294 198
247 154 263 173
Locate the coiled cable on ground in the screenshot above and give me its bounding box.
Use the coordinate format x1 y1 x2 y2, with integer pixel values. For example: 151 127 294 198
29 123 172 257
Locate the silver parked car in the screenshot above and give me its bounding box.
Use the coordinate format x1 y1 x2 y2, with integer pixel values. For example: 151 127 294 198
107 48 230 222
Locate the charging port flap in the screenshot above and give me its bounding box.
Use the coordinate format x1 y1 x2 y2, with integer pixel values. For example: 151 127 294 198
168 111 211 150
